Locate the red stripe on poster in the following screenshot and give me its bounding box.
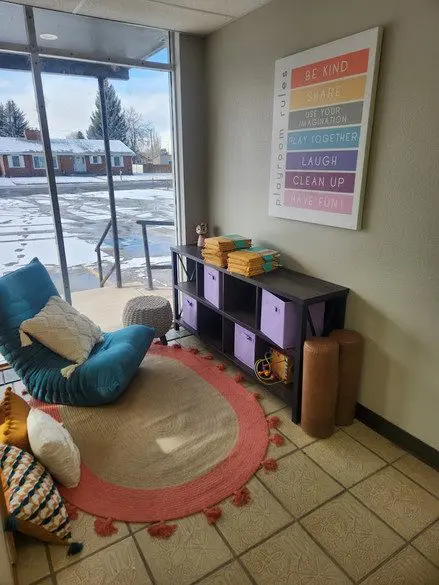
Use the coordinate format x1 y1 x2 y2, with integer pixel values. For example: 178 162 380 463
291 48 369 89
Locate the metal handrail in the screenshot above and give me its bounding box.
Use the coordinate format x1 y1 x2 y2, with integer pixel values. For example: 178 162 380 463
95 218 175 290
136 219 174 290
95 219 112 250
95 219 116 287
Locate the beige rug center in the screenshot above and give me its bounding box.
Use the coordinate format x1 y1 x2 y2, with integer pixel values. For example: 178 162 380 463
59 355 239 488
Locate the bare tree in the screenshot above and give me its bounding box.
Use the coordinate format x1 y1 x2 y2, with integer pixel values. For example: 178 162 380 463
143 127 162 163
124 106 151 161
124 106 162 163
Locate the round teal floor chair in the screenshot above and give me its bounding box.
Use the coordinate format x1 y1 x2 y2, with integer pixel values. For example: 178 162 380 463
0 258 155 406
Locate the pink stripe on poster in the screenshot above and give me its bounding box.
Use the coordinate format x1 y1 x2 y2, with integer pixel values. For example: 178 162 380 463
284 190 353 215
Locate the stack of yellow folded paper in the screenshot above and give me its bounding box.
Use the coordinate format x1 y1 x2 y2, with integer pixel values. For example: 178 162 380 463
227 247 281 276
202 235 252 267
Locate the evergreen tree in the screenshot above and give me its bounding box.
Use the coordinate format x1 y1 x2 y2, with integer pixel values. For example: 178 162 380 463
0 100 29 137
86 82 127 142
0 103 5 137
66 130 85 139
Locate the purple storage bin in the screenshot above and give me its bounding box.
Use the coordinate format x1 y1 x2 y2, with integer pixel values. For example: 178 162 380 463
234 324 256 369
260 289 325 349
204 266 221 308
182 294 197 330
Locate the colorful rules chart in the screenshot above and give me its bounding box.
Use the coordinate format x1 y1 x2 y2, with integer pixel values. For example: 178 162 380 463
269 28 382 229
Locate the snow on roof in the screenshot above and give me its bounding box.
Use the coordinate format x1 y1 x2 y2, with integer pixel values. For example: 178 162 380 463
0 137 135 156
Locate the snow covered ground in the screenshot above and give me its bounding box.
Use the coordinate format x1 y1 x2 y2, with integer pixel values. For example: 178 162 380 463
0 185 176 290
112 173 173 182
0 173 173 187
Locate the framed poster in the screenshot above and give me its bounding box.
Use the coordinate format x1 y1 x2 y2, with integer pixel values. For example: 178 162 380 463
269 27 382 230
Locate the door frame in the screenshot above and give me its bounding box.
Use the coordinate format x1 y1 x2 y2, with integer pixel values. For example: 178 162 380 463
73 155 87 173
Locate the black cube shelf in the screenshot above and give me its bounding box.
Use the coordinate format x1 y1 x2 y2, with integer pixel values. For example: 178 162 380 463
171 245 349 423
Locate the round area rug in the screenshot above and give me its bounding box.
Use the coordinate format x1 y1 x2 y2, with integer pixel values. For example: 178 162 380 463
38 345 269 522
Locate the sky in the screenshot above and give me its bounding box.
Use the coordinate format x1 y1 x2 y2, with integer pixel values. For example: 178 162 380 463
0 51 172 150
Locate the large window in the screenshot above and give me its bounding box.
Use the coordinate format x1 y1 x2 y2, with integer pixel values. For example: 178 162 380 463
0 0 176 302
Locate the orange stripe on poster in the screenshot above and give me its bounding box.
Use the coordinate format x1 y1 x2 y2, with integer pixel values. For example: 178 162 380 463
291 75 366 110
291 48 369 88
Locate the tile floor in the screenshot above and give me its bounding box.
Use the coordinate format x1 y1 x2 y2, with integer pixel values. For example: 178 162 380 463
1 335 439 585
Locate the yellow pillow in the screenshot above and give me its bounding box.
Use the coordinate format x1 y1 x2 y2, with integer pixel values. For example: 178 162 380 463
0 387 31 453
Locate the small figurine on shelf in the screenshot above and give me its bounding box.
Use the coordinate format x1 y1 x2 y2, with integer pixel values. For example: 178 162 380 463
196 223 208 248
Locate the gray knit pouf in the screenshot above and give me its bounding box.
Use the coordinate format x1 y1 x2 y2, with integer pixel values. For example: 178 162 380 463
122 295 173 344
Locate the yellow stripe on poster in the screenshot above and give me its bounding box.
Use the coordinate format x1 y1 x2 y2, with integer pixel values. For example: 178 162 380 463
291 75 366 110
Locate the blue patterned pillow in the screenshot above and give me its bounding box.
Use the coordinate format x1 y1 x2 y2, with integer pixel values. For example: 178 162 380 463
0 443 82 555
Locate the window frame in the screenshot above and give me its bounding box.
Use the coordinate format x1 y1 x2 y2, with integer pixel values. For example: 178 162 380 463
32 155 58 170
111 155 123 168
89 155 102 165
8 154 25 168
0 7 177 306
32 155 45 169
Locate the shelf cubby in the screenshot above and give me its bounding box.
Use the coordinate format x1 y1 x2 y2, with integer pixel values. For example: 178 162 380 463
197 303 223 351
223 273 257 328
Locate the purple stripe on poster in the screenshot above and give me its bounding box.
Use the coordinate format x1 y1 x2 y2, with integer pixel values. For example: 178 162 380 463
286 150 358 172
285 171 355 193
284 190 353 214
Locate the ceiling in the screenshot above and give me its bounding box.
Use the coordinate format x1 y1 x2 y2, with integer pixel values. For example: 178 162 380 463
6 0 275 35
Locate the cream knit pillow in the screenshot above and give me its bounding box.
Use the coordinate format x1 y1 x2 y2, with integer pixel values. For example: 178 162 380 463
19 296 103 378
27 408 81 488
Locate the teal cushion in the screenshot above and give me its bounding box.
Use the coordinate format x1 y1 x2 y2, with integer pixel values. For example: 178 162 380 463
0 259 155 405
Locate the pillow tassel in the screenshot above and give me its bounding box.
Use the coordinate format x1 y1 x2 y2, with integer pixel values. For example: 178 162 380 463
61 364 79 379
19 328 33 347
4 514 18 532
67 541 84 556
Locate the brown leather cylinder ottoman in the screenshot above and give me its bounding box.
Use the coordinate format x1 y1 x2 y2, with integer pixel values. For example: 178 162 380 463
301 337 339 438
330 329 364 426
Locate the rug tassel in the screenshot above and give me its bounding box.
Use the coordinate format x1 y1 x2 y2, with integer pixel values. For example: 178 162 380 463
188 347 199 355
147 522 177 539
251 392 263 400
203 506 222 525
267 416 281 429
21 389 28 396
172 343 182 349
261 458 278 472
216 363 227 371
94 517 118 537
203 354 214 360
231 486 251 507
65 502 79 521
234 373 245 384
269 433 285 447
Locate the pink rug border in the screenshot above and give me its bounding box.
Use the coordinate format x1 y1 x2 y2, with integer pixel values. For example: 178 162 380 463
36 345 269 522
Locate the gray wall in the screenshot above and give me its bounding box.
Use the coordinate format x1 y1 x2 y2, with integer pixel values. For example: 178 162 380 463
174 33 208 244
206 0 439 449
